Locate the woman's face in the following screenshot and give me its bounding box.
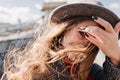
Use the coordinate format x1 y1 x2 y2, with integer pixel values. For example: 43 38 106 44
62 20 98 49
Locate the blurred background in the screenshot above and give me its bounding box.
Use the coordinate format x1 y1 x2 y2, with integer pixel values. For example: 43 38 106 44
0 0 120 70
0 0 120 24
0 0 120 40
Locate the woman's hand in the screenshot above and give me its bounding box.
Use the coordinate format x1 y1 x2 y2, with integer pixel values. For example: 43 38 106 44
79 16 120 66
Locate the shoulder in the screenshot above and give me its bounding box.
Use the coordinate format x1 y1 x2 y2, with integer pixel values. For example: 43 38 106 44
90 57 120 80
103 57 120 79
89 63 104 80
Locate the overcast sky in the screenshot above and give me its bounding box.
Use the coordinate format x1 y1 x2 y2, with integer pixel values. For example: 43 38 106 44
0 0 120 24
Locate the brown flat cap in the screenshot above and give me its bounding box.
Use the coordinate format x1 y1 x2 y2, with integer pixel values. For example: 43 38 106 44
48 1 120 38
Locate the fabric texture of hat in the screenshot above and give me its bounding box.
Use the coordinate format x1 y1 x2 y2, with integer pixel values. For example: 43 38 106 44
49 0 119 26
48 0 120 38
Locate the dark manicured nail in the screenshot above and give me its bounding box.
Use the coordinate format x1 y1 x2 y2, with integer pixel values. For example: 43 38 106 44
92 16 98 20
78 26 87 30
84 33 89 37
80 32 85 37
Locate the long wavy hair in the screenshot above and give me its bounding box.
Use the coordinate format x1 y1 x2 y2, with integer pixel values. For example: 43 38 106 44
1 17 99 80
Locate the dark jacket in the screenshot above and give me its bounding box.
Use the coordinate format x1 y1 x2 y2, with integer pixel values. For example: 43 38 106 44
48 57 120 80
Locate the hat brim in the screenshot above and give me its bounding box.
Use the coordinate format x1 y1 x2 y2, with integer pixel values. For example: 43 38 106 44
49 3 119 26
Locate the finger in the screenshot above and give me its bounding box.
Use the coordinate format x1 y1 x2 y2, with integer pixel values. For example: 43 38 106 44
92 16 114 32
85 34 101 48
114 21 120 35
78 26 105 41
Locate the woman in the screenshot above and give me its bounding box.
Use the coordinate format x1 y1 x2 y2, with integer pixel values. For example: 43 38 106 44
1 0 120 80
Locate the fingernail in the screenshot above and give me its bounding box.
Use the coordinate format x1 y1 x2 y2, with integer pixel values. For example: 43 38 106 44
78 26 87 30
92 16 98 20
84 33 89 37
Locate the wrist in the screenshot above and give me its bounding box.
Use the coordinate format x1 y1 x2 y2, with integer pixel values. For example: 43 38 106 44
109 52 120 67
108 47 120 66
110 58 120 67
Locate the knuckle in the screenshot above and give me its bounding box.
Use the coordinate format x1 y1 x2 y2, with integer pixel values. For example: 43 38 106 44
105 22 112 29
94 27 99 31
85 26 101 34
106 21 112 26
88 27 98 33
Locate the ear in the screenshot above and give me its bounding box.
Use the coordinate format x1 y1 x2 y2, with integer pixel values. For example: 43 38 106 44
114 22 120 35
